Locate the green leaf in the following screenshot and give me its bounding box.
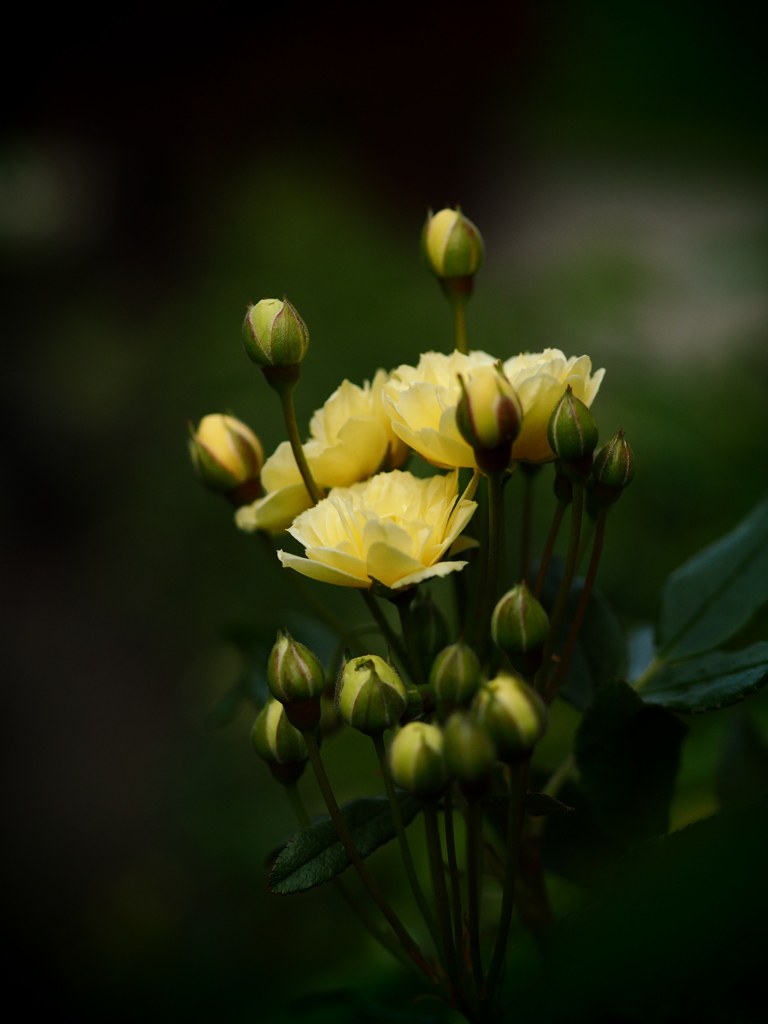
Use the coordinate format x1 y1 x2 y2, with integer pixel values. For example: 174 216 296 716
544 800 768 1023
268 794 421 894
575 679 687 845
657 492 768 660
540 777 627 889
639 641 768 713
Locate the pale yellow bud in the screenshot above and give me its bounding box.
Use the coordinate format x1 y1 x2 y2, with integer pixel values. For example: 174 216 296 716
422 208 484 279
389 722 448 798
189 414 263 497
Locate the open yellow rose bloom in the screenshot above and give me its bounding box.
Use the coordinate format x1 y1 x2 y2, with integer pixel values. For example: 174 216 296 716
277 469 478 590
384 349 605 469
236 370 408 534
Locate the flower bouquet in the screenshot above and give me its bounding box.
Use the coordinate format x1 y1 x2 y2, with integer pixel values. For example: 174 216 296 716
189 209 768 1023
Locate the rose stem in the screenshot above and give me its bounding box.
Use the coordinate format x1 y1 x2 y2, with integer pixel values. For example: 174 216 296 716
449 289 469 354
464 790 486 998
547 505 608 699
443 784 465 959
485 758 529 1000
467 476 490 650
533 498 567 600
284 781 419 977
371 734 441 951
301 729 423 963
423 799 462 994
257 531 356 645
392 589 427 686
360 590 410 673
519 463 541 585
476 469 504 661
267 370 325 505
534 479 585 701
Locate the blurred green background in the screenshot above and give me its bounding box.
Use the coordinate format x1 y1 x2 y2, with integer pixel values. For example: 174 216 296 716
3 2 767 1021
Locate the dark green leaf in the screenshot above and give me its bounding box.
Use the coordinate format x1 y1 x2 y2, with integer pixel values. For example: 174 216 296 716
540 777 627 888
539 558 627 711
716 707 768 810
657 492 768 660
639 641 768 713
544 800 768 1023
268 794 421 894
575 679 687 845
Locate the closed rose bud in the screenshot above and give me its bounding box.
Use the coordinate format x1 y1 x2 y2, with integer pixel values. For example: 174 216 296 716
252 698 308 783
547 385 599 475
389 722 448 799
456 364 523 473
474 674 547 761
422 208 484 280
243 297 310 368
442 712 497 784
189 414 263 503
429 640 482 713
492 583 549 674
336 655 407 735
592 430 635 506
267 629 325 730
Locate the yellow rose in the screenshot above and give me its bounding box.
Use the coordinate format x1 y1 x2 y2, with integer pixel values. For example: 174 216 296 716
277 469 478 590
236 370 409 534
384 350 499 469
503 350 605 463
383 349 605 469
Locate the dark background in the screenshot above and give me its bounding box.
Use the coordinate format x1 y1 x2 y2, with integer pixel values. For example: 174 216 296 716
3 3 767 1021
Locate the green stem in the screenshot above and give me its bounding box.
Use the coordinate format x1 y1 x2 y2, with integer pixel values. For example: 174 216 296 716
633 656 663 692
443 785 464 961
519 465 540 585
285 780 311 828
360 591 409 672
543 751 575 800
284 782 420 978
547 505 608 698
533 499 567 600
448 289 469 354
423 800 461 993
393 591 427 686
475 471 504 660
486 759 528 999
301 730 422 961
535 480 585 702
464 791 486 998
277 386 325 505
371 734 441 951
467 477 490 650
576 512 596 571
257 530 356 645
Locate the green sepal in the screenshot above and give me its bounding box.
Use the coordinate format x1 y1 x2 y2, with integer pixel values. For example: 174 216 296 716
268 794 421 894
